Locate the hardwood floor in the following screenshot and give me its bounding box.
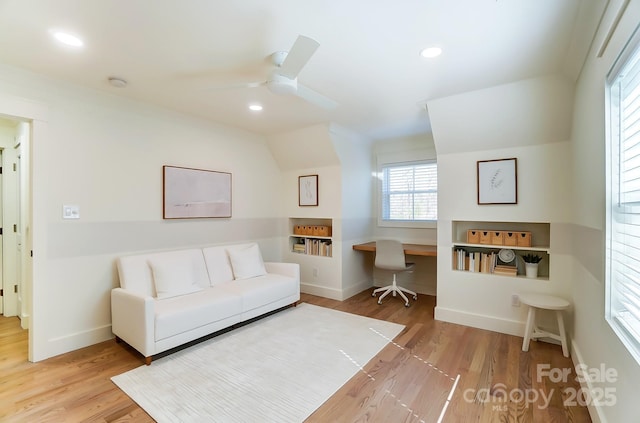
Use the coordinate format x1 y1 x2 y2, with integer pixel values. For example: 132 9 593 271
0 291 591 422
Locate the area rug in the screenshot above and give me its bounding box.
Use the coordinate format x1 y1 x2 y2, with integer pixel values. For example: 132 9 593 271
112 303 405 422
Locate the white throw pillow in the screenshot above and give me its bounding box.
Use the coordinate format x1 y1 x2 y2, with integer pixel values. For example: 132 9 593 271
148 257 203 299
227 244 267 280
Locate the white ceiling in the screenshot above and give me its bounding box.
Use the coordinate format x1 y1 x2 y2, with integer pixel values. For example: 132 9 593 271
0 0 602 141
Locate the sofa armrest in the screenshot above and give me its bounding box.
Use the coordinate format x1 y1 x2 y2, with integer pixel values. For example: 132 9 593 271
264 262 300 282
111 287 155 358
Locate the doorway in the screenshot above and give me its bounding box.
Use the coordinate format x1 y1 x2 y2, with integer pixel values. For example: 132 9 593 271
0 115 30 358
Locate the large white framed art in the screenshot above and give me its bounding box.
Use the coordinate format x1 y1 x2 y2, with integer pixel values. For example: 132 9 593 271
163 165 232 219
477 158 517 205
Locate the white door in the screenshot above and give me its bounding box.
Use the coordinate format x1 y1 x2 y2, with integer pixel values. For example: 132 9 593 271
1 143 19 317
0 149 3 315
14 143 22 317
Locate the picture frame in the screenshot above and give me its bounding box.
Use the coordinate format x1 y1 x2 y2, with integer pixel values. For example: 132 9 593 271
477 158 517 205
163 165 232 219
298 174 318 206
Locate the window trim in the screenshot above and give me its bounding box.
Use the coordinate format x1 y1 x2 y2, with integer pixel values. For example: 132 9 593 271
377 159 438 229
605 29 640 366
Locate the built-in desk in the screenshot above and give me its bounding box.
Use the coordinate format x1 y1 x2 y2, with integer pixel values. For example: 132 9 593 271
353 241 437 296
352 241 437 257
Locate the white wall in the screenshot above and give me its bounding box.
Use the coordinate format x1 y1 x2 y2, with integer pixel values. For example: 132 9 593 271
430 74 575 334
569 1 640 421
428 75 574 154
331 124 374 299
435 142 572 334
268 124 345 298
0 64 284 361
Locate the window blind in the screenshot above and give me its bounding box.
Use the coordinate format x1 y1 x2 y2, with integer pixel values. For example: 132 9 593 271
608 39 640 363
381 161 437 221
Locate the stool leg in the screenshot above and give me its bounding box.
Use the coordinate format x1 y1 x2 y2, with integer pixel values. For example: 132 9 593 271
522 307 536 352
556 310 569 358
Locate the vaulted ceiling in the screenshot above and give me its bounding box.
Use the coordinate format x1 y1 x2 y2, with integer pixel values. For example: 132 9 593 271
0 0 604 141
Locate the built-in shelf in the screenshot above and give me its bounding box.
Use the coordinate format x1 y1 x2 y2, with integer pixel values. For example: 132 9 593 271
289 218 333 257
452 220 550 280
453 242 550 254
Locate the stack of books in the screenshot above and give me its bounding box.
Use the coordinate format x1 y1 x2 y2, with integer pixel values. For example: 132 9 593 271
493 265 518 276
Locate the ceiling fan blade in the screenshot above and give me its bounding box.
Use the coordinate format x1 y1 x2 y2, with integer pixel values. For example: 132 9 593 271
278 35 319 79
207 81 266 91
296 84 338 110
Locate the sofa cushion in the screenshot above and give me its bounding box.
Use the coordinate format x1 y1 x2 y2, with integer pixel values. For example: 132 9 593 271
227 243 267 280
201 245 235 285
148 256 203 299
117 248 210 297
217 273 298 312
154 287 242 341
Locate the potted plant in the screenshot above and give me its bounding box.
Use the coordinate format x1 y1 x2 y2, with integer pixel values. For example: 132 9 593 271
522 253 542 278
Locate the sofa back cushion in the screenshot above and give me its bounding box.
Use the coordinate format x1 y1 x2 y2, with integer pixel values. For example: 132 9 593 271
202 245 236 285
117 249 209 297
202 243 264 285
148 255 204 299
227 243 267 280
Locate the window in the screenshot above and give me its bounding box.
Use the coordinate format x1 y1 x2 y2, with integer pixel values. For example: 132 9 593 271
606 36 640 364
380 161 437 222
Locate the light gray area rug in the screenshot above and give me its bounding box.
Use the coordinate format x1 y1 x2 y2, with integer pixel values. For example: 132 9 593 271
112 303 405 422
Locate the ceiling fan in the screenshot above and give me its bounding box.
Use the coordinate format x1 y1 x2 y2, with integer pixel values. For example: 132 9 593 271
225 35 338 110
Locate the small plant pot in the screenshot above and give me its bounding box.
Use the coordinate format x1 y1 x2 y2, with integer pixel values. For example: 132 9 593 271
525 263 539 278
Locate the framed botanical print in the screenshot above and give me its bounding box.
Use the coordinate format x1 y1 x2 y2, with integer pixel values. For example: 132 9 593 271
298 174 318 206
477 158 517 204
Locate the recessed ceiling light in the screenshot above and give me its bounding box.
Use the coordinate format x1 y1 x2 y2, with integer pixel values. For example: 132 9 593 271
51 30 84 47
420 47 442 58
248 104 263 112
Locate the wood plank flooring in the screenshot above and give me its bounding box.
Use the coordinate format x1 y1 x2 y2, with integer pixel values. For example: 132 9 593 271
0 291 591 422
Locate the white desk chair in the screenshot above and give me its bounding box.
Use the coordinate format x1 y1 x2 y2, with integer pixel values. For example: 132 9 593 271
372 240 417 307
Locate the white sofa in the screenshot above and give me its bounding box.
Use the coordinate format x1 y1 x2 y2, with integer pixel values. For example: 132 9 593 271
111 243 300 364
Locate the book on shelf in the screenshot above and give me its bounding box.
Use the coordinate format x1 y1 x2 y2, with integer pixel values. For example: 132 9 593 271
294 237 332 257
493 264 518 276
453 249 498 273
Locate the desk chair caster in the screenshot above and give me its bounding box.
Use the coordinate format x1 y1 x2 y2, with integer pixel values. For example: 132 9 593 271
372 290 416 307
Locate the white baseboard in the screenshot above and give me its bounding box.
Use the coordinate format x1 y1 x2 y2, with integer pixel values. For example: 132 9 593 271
42 324 114 361
571 340 608 423
300 283 344 300
434 306 524 337
342 280 373 300
20 313 29 330
301 280 372 301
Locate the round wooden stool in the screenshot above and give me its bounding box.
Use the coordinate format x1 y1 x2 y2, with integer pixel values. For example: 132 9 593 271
519 293 571 357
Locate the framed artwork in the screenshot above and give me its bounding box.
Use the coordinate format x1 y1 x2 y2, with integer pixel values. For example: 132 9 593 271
163 165 232 219
477 158 517 204
298 174 318 206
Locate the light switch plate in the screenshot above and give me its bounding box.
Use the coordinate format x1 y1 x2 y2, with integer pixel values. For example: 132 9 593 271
63 204 80 219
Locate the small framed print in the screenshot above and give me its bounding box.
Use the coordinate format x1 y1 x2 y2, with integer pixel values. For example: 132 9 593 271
298 174 318 206
477 158 517 205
